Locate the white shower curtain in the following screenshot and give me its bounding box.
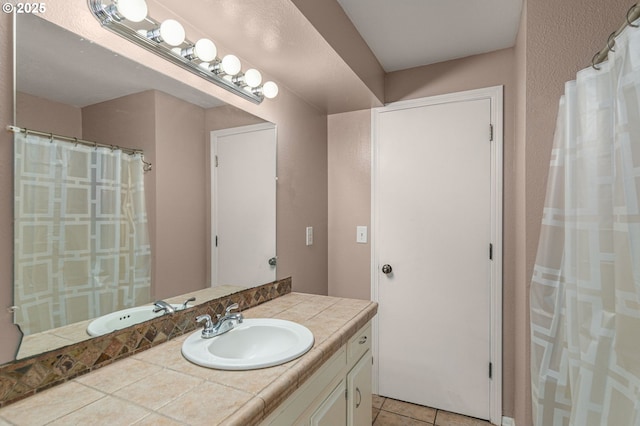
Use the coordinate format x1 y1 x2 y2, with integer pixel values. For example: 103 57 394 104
13 132 151 334
530 20 640 426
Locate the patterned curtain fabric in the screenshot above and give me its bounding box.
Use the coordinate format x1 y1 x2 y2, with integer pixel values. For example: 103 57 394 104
13 132 151 335
530 22 640 426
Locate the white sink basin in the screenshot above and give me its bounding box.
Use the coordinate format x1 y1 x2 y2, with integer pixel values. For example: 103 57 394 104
181 318 314 370
86 304 184 336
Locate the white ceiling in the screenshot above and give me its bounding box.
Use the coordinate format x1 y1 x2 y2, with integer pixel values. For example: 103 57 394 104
336 0 523 72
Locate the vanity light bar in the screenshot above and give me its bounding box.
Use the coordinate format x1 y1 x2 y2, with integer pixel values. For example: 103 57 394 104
87 0 278 104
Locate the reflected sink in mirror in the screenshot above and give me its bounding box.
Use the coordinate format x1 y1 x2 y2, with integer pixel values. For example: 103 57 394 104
86 304 190 337
182 319 314 370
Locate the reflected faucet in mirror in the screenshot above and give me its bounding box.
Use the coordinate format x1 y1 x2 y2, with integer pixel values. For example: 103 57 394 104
153 300 176 314
153 297 196 314
152 297 196 314
181 297 196 310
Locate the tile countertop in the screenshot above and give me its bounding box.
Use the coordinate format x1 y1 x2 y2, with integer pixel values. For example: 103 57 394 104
0 293 378 426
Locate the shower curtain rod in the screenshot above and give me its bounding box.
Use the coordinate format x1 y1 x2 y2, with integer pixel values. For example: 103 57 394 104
592 3 640 69
7 125 142 155
6 125 152 170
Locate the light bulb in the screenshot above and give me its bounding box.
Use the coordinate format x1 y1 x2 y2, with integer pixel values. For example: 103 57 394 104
158 19 185 46
115 0 147 22
243 69 262 88
193 39 217 62
262 81 279 99
221 54 241 76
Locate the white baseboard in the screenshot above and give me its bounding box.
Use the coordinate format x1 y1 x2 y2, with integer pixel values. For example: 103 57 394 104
502 417 516 426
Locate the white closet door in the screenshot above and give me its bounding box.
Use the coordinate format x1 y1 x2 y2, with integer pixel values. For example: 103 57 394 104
373 89 502 422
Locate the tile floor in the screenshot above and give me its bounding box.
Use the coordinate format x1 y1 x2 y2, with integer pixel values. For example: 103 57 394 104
372 395 493 426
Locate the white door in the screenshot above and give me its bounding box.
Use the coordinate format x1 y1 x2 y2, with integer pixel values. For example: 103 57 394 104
373 87 502 422
211 123 276 287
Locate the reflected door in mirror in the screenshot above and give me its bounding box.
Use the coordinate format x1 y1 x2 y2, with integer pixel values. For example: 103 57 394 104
211 123 277 287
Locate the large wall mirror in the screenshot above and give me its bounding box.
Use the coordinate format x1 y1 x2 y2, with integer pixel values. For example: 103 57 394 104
11 14 276 360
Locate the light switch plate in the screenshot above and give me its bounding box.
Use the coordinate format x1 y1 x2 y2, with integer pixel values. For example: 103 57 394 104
306 226 313 246
356 226 368 244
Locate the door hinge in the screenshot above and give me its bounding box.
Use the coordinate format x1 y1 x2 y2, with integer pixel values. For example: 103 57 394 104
345 388 348 400
214 155 219 167
489 362 493 379
489 243 493 260
489 124 494 141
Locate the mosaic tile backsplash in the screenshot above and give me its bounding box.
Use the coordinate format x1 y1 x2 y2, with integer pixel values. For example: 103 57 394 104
0 277 291 407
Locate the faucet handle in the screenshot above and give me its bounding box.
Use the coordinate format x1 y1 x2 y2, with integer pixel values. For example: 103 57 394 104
196 314 215 338
182 297 196 310
225 303 239 315
196 314 212 326
225 303 243 324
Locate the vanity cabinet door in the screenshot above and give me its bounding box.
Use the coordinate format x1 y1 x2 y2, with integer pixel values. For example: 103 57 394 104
347 352 372 426
310 379 347 426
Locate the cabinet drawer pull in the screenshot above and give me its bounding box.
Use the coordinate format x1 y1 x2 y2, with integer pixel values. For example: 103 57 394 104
358 336 368 345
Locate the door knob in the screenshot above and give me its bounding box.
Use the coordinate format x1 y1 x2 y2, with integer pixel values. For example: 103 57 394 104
382 264 393 274
268 257 277 266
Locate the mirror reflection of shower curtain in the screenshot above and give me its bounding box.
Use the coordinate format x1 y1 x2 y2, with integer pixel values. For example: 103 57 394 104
13 132 151 335
530 22 640 426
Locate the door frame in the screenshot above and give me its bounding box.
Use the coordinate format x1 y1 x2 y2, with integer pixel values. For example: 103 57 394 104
371 86 503 424
210 122 277 287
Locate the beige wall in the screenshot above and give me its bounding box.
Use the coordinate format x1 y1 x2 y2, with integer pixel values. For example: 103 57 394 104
385 48 515 104
153 91 207 298
16 92 82 137
327 109 371 300
272 107 328 295
205 105 266 131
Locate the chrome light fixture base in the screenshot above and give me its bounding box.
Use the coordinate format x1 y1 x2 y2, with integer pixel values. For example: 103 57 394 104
88 0 267 104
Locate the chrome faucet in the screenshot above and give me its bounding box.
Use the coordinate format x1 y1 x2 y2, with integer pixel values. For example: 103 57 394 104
152 300 175 314
196 303 243 339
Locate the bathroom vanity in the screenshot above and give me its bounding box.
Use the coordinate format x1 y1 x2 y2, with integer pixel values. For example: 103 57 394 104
260 319 372 425
0 292 377 425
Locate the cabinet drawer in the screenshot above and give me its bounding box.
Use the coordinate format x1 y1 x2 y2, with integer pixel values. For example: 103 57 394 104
347 321 371 365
